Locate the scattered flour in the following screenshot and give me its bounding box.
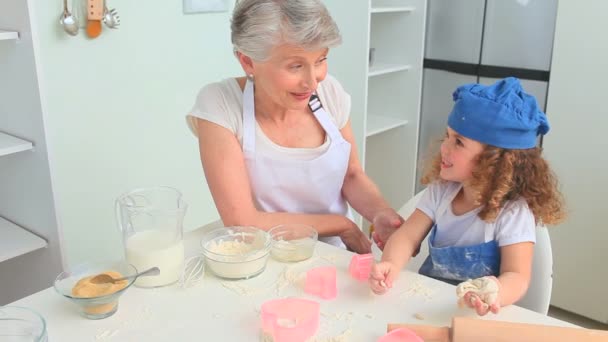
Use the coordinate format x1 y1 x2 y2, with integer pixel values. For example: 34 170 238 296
414 312 425 320
320 254 341 264
399 279 436 301
307 329 353 342
221 281 267 296
95 329 119 340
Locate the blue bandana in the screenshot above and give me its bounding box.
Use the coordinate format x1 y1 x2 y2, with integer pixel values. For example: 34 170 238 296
447 77 549 149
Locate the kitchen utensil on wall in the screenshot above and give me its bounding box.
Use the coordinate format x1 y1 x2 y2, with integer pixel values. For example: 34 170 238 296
388 316 608 342
59 0 79 36
116 186 187 288
85 0 103 38
102 1 120 29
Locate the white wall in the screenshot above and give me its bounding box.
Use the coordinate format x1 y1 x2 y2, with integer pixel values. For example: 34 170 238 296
544 1 608 322
30 0 241 266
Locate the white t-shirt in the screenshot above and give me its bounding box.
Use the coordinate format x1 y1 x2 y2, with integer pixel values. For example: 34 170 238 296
187 74 351 161
416 181 536 248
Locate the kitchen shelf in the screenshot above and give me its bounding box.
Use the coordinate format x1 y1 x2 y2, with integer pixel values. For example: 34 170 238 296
366 114 409 137
0 216 47 263
0 132 33 156
368 63 412 77
0 30 19 41
371 6 415 14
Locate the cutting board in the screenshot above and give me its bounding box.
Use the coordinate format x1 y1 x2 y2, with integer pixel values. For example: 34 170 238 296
388 316 608 342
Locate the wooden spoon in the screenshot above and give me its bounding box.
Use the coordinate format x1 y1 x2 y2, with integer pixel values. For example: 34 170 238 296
85 0 103 38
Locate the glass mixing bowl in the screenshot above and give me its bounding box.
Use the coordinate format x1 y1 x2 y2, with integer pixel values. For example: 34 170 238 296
53 260 137 319
269 224 318 262
201 226 271 280
0 306 48 341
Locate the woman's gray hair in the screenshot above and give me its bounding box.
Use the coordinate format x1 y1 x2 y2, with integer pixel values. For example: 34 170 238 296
231 0 342 61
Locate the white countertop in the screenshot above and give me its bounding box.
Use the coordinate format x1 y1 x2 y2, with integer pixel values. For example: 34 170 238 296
11 231 576 341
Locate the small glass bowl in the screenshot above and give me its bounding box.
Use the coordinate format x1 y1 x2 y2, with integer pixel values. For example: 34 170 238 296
53 260 137 320
201 226 272 280
269 224 318 262
0 306 47 341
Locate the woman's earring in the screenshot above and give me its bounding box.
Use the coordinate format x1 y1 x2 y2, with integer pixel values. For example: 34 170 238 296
247 74 254 81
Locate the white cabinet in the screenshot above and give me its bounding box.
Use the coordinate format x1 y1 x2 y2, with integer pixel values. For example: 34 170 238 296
0 0 63 305
0 217 47 263
0 30 19 40
543 1 608 324
0 41 47 264
325 0 426 231
0 129 46 264
0 132 33 157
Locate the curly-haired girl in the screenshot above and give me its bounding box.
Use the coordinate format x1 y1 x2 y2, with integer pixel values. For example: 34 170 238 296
369 77 565 316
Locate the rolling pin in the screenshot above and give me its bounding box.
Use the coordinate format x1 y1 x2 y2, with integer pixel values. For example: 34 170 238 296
388 316 608 342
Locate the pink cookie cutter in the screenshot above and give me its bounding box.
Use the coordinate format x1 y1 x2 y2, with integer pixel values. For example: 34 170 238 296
349 253 374 281
378 327 424 342
261 298 320 342
305 266 337 300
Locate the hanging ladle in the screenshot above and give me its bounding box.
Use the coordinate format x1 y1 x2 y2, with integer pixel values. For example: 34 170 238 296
59 0 79 36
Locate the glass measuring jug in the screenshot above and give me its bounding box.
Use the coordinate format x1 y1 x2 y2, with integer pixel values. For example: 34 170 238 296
115 186 187 288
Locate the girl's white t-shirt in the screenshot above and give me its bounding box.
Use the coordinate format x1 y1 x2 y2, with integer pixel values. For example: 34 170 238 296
186 74 351 161
416 181 536 248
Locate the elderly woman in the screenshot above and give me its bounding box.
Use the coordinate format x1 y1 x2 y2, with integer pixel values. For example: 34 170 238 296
187 0 402 253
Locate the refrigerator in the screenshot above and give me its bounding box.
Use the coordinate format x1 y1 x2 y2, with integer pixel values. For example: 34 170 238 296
416 0 558 191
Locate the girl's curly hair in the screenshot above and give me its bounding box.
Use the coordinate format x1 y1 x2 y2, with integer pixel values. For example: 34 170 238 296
421 145 566 225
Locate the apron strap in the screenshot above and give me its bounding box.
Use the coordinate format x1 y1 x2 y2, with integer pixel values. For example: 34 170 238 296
242 78 256 154
308 94 343 142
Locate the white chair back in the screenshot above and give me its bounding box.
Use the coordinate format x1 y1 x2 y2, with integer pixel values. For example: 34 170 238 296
516 225 553 314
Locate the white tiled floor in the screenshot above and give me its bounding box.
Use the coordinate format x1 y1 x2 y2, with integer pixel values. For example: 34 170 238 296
548 306 608 330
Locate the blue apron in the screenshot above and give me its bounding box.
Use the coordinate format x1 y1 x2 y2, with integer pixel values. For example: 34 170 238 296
418 190 500 285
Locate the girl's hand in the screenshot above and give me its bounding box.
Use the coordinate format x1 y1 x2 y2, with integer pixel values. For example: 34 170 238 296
369 261 398 294
460 276 501 316
462 292 501 316
372 208 404 250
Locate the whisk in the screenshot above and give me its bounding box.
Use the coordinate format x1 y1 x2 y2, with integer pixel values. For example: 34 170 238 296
179 254 205 288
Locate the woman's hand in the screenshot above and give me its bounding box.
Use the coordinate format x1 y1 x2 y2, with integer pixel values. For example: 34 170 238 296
339 223 372 254
369 261 398 294
371 208 404 250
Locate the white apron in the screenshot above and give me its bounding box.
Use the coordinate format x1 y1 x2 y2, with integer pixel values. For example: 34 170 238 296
242 79 351 248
